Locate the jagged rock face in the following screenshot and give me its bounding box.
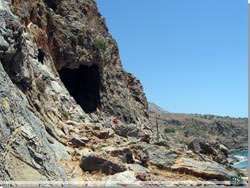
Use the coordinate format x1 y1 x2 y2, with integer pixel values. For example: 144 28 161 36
0 0 69 181
0 0 149 181
0 63 68 181
9 0 149 124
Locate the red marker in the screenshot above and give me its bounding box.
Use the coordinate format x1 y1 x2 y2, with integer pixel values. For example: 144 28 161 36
112 119 119 124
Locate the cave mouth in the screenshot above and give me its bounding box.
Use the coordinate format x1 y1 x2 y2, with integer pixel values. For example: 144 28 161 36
44 0 58 12
59 64 101 114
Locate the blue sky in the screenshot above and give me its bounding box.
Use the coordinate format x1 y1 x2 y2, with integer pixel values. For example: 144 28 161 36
96 0 248 118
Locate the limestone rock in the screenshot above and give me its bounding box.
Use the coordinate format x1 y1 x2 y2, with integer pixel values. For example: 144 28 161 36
171 158 237 181
133 144 178 168
101 171 140 186
127 164 150 174
0 62 67 181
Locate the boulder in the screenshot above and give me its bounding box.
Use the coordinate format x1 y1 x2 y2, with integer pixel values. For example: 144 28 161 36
134 144 178 168
101 147 134 164
171 158 237 181
80 155 126 175
188 138 202 152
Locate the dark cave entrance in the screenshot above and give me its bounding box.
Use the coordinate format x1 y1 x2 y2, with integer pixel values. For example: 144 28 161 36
59 64 101 114
38 48 45 64
44 0 58 12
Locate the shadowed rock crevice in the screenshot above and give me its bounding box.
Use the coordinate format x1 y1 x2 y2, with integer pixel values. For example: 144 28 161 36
59 64 101 114
38 49 45 64
44 0 58 12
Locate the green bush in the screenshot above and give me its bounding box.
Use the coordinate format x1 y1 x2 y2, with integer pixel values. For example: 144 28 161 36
164 128 175 133
62 111 70 120
69 35 78 45
3 100 10 111
94 39 106 51
162 134 169 141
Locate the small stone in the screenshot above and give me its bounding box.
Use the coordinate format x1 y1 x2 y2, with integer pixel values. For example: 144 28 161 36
101 171 140 186
96 128 115 139
127 164 150 173
80 148 94 158
80 136 90 142
69 135 89 147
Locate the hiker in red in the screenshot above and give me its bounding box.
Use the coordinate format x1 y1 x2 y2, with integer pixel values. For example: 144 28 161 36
112 119 119 124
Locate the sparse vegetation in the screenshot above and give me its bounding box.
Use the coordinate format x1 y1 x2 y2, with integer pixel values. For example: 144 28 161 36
164 127 175 133
3 100 10 111
39 0 45 7
62 111 70 120
70 35 78 45
94 38 106 51
162 134 169 141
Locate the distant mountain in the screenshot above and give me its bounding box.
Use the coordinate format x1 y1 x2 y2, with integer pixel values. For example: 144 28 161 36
148 102 168 114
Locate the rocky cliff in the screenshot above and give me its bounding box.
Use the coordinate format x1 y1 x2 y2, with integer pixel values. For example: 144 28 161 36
0 0 148 182
0 0 245 186
2 0 149 125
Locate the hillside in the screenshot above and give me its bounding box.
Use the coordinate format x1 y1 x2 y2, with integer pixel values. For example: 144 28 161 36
149 111 248 153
